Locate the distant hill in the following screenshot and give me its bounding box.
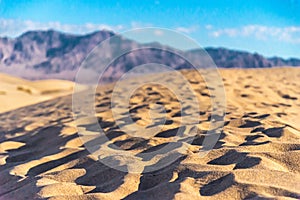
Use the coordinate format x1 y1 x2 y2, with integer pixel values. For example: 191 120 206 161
0 30 299 81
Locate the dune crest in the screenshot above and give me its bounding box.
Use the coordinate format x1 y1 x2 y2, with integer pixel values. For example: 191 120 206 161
0 73 84 113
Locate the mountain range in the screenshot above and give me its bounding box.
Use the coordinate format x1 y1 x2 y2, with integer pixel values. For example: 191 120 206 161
0 30 299 81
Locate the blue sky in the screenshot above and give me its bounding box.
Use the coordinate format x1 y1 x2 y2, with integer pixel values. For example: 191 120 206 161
0 0 299 58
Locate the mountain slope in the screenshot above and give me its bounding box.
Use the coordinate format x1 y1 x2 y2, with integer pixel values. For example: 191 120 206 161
0 30 299 80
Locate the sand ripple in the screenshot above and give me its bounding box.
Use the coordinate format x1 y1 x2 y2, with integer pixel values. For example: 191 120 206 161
0 68 299 199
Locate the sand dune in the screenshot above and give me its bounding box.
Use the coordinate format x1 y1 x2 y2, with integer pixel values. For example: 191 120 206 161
0 73 83 113
0 68 300 199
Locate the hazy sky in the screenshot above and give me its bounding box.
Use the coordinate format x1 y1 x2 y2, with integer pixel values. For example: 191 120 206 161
0 0 299 58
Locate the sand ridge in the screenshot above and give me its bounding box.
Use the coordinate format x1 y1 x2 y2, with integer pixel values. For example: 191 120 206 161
0 68 299 199
0 73 83 113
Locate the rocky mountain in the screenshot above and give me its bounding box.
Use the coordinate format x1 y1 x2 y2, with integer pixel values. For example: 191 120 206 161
203 48 300 68
0 30 114 80
0 30 299 81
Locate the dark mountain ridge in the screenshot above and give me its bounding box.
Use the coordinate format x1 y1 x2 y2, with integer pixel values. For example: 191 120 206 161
0 30 299 80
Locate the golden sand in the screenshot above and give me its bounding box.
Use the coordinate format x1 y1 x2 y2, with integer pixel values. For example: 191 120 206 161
0 73 79 113
0 68 299 199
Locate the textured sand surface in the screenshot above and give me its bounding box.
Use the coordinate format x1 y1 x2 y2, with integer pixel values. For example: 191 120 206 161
0 68 300 199
0 73 79 113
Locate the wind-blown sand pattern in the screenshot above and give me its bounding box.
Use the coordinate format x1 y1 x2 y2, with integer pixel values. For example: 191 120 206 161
0 68 300 199
0 73 81 113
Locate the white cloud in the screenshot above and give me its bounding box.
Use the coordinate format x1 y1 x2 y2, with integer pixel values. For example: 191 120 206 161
0 18 124 37
175 25 198 34
211 25 300 43
205 24 213 30
0 18 202 39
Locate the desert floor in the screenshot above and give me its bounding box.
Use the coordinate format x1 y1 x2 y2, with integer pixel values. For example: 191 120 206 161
0 68 300 199
0 73 80 113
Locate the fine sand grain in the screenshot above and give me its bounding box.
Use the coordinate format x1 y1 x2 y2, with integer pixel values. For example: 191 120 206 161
0 73 82 113
0 68 299 199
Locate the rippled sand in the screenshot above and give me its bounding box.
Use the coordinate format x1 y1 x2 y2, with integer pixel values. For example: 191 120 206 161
0 68 300 199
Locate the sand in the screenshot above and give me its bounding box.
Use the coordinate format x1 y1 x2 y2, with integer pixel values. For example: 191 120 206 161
0 73 81 113
0 68 299 199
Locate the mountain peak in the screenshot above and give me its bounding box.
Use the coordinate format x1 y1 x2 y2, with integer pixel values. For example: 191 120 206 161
0 30 299 80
